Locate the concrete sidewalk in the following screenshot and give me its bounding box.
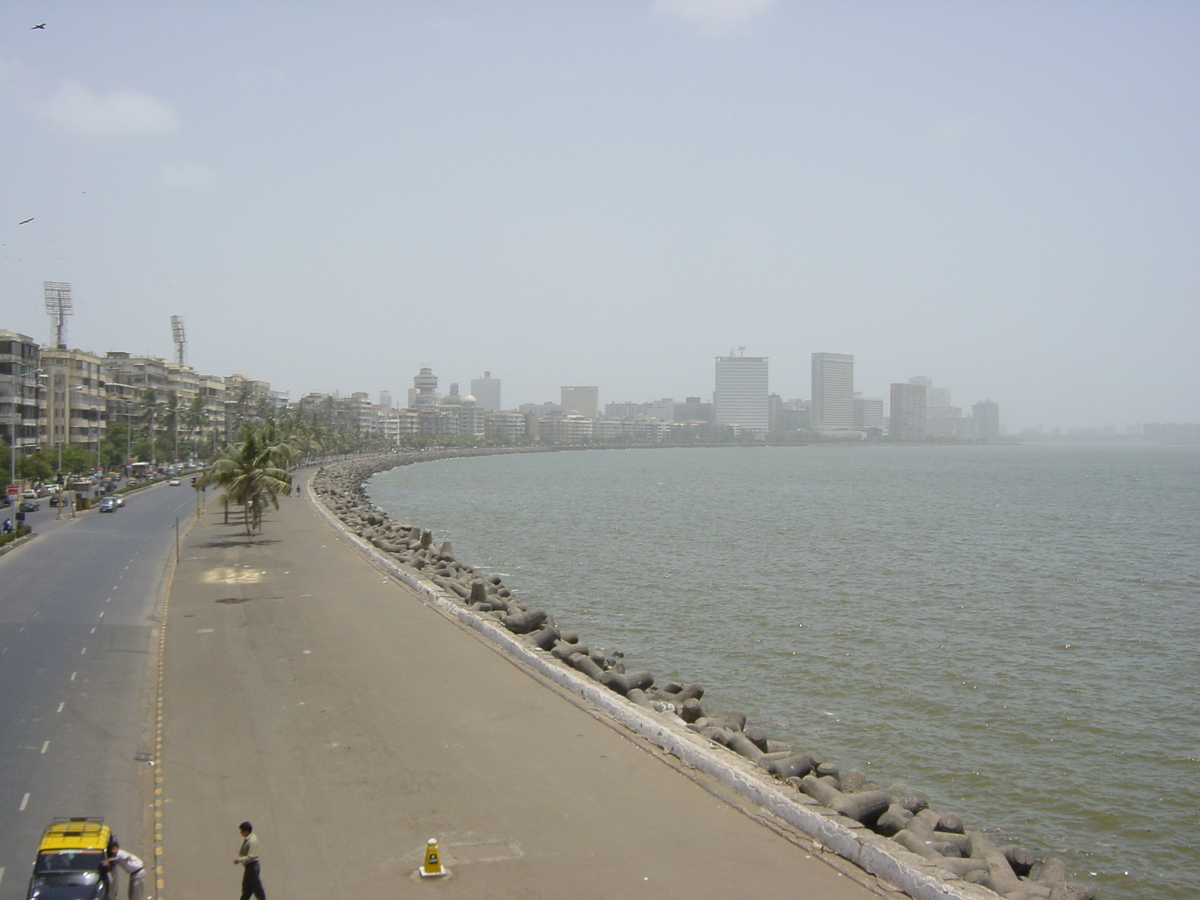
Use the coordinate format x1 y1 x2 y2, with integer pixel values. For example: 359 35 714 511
158 477 895 899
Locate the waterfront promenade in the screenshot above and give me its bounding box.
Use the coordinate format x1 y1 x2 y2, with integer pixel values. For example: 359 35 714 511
157 470 895 899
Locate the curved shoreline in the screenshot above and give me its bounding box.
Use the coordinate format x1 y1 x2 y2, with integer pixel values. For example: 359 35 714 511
310 448 1097 900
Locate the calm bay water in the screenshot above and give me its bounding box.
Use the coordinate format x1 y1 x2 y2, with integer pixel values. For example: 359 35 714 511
368 443 1199 899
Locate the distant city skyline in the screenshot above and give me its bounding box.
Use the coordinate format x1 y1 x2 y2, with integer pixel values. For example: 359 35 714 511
6 313 1195 438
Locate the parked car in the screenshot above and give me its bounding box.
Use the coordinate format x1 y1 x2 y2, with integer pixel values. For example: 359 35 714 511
98 497 118 513
26 817 112 900
19 498 40 512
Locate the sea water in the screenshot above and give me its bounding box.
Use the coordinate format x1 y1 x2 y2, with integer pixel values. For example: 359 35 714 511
368 443 1200 899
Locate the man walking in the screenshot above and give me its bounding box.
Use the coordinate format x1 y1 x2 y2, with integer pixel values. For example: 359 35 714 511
233 821 266 900
103 838 146 900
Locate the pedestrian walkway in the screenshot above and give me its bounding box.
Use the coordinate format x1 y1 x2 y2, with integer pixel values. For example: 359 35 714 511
159 474 895 899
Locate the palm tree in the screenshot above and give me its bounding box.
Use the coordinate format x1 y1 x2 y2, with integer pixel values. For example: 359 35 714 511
181 395 209 454
162 390 183 462
139 388 162 462
197 424 292 535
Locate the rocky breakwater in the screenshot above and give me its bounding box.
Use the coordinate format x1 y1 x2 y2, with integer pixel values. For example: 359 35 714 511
312 453 1098 900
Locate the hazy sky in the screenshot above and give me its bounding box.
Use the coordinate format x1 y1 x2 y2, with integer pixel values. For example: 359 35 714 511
3 1 1196 431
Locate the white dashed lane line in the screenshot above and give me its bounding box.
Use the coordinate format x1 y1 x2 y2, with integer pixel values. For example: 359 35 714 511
41 741 49 754
19 793 29 811
57 702 64 713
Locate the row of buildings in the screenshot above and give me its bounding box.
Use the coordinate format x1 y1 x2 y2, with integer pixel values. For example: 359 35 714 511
1 327 286 466
712 351 1002 441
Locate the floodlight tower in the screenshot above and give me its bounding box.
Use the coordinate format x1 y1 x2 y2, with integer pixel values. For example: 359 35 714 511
171 315 186 366
44 282 73 349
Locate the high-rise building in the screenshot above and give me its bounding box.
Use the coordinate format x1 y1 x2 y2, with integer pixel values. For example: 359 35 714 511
1 330 42 462
910 376 958 436
714 354 768 433
470 371 502 412
811 353 854 431
972 399 1001 441
890 382 927 441
561 386 599 419
41 347 107 458
410 367 438 408
852 394 884 431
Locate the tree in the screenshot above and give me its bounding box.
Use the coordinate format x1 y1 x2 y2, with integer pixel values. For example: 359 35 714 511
197 424 292 535
182 395 209 449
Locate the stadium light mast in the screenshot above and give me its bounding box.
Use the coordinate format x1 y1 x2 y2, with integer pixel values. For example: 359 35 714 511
171 315 186 366
44 282 73 349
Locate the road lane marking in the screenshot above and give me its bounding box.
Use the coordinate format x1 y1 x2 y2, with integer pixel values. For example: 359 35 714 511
80 647 87 655
41 741 49 754
19 793 29 810
57 702 64 712
99 611 105 618
71 672 77 681
90 627 96 634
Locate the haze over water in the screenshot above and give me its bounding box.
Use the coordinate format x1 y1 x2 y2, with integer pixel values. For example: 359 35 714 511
369 443 1200 900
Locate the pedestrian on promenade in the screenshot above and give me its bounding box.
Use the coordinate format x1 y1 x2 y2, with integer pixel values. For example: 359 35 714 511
233 821 266 900
102 838 146 900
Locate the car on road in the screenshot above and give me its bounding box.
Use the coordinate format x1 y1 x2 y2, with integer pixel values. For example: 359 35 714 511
19 498 40 512
168 477 181 486
26 817 112 900
98 497 118 513
115 494 126 507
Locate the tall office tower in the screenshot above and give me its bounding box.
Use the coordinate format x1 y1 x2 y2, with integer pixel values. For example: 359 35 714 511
972 399 1001 441
811 353 854 430
470 371 502 412
890 382 927 440
561 386 599 419
468 369 501 412
714 353 769 433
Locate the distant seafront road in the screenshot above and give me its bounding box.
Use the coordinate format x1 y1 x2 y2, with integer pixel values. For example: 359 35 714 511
157 465 893 900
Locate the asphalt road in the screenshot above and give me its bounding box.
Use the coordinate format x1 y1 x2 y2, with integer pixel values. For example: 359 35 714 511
0 482 198 900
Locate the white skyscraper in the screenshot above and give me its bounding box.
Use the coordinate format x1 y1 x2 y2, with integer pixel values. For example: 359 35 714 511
811 352 854 431
714 353 769 433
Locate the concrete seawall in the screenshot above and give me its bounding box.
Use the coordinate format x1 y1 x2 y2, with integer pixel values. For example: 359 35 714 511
311 449 1098 900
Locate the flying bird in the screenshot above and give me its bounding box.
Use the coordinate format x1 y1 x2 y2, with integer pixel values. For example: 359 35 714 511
32 23 46 29
18 218 34 225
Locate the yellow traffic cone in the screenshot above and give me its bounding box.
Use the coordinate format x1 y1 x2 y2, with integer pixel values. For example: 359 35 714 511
418 838 449 878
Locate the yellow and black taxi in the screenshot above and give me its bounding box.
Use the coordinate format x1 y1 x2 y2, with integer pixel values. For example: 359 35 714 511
26 818 112 900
